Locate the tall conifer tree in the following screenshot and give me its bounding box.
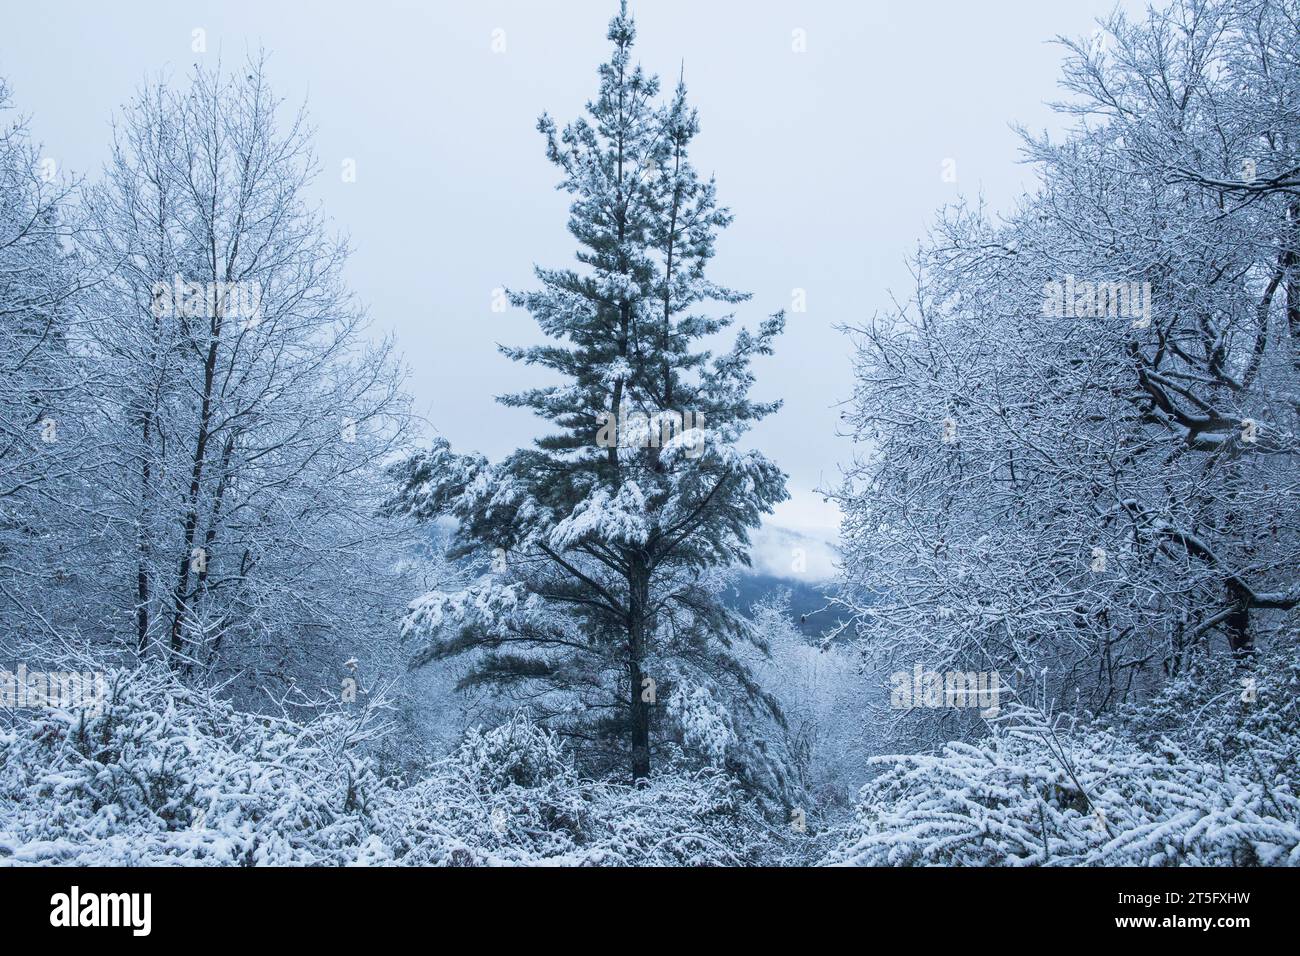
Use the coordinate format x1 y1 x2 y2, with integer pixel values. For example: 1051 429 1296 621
393 3 787 781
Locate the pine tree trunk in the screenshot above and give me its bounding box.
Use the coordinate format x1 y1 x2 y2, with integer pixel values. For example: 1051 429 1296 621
627 568 651 780
628 648 651 780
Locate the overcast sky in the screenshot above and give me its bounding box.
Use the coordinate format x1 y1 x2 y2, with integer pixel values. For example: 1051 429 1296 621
1 0 1136 574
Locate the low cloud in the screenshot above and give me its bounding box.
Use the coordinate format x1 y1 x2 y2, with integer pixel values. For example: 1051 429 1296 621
749 489 841 582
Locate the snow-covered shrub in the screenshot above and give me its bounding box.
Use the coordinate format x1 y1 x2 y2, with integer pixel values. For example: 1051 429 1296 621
455 713 572 791
0 668 785 866
376 713 781 866
825 688 1300 867
0 666 386 865
1113 649 1299 783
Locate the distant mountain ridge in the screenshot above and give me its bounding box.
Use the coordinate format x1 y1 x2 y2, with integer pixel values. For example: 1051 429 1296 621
721 572 846 640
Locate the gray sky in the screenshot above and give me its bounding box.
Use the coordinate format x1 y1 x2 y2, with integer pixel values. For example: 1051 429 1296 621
1 0 1134 574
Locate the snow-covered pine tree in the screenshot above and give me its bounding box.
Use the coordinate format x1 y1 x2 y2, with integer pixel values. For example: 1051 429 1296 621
391 3 788 781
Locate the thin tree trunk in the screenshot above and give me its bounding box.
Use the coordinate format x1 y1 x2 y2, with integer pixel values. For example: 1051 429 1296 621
1225 578 1252 657
135 406 152 655
1286 202 1300 371
168 298 223 660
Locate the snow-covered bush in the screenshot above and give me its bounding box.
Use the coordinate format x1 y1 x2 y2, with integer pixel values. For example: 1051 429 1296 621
375 713 782 866
1114 650 1299 783
0 667 385 865
825 658 1300 867
0 668 784 866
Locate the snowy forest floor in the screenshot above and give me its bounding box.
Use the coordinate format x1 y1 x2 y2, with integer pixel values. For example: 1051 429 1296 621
2 649 1296 867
